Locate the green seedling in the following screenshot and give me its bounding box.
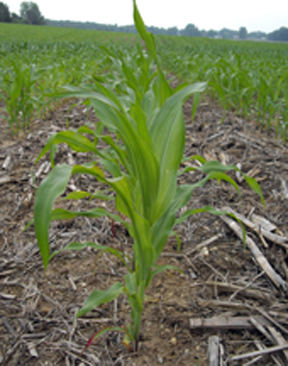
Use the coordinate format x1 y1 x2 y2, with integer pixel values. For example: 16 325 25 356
0 62 45 135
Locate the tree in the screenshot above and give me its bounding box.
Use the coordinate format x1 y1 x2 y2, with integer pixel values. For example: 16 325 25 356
207 29 218 38
248 31 267 40
20 2 45 25
268 27 288 42
239 27 248 40
166 27 179 36
11 12 24 23
0 2 11 22
181 24 201 37
218 28 238 39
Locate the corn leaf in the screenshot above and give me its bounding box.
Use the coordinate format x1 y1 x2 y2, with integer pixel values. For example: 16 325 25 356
81 326 126 354
90 191 114 201
151 264 183 279
190 155 207 164
151 184 194 260
108 176 155 282
79 327 126 356
198 161 239 174
51 207 125 224
150 83 206 222
50 87 121 111
35 133 56 163
34 164 72 268
50 241 131 270
207 171 240 193
197 161 265 204
77 282 124 317
125 272 137 296
63 191 91 200
176 206 228 225
191 92 201 122
133 0 157 61
110 114 160 222
53 130 98 154
101 158 122 177
71 164 106 181
242 174 266 207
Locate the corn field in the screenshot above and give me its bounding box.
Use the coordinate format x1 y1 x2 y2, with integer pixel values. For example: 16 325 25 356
0 21 287 137
1 3 288 363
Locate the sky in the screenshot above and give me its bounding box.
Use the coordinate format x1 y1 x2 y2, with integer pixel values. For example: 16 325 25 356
6 0 288 33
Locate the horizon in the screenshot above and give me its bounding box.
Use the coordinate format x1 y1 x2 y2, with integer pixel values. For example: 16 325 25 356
44 18 284 35
5 0 288 34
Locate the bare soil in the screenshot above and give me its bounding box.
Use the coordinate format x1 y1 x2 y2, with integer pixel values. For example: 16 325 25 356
1 98 288 366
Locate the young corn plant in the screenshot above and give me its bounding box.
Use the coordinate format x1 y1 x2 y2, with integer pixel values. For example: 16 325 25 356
34 0 264 352
0 62 44 136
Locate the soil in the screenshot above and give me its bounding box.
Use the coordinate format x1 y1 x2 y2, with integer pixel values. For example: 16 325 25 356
1 96 288 366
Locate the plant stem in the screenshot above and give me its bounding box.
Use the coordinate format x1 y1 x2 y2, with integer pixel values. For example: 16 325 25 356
133 309 142 351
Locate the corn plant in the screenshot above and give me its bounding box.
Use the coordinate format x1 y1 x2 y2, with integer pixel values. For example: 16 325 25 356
0 39 109 135
159 36 288 136
0 62 45 135
34 0 264 352
2 16 287 138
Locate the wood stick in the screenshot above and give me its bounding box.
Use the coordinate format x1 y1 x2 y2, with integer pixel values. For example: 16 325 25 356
0 175 11 185
185 234 223 256
197 299 249 311
254 341 282 366
220 214 286 290
204 280 269 301
222 206 288 247
228 271 266 301
242 355 263 366
254 306 288 335
268 326 288 361
229 343 288 362
208 336 219 366
190 315 270 329
2 155 11 170
249 316 275 343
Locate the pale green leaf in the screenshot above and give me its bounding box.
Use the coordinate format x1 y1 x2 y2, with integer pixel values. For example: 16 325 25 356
207 171 240 193
151 184 194 260
34 164 72 268
35 133 56 163
54 130 98 154
243 174 266 207
125 273 137 295
189 155 207 164
150 83 207 222
77 282 124 317
133 0 157 60
176 206 228 225
108 176 155 282
198 160 238 174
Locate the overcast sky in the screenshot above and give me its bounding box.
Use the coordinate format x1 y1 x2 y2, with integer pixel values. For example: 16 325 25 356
6 0 288 33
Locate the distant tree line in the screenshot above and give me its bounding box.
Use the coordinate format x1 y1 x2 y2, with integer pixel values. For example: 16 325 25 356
1 1 287 42
0 1 45 25
267 27 288 42
45 20 288 42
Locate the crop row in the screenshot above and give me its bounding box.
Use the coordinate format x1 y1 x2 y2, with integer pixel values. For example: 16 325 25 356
0 23 141 133
0 22 287 138
159 35 288 137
